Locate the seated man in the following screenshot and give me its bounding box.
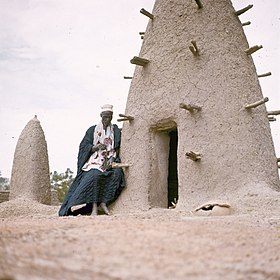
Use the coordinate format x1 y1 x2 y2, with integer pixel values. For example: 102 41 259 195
58 104 125 216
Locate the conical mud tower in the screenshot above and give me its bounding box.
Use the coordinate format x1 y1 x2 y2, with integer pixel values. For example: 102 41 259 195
115 0 280 213
9 116 51 205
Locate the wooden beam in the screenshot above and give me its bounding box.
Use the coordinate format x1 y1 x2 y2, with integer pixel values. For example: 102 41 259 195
267 110 280 116
117 114 134 122
179 103 201 112
235 4 253 16
189 40 200 56
186 151 202 161
242 21 251 26
130 56 150 67
245 97 269 109
257 72 272 78
268 117 276 122
112 163 130 168
245 45 263 55
140 8 154 20
194 0 203 9
117 118 130 122
119 114 134 120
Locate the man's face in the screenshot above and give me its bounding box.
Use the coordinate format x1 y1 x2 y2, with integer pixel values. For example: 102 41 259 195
101 111 113 127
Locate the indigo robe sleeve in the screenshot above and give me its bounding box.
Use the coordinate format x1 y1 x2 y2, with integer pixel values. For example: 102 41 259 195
77 125 96 172
113 124 122 162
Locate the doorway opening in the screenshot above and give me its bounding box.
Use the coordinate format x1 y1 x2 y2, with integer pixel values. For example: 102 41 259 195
149 122 178 209
167 129 178 208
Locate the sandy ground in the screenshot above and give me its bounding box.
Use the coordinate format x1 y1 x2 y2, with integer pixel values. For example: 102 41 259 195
0 200 280 280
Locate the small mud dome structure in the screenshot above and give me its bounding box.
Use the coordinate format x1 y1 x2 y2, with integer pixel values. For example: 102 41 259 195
114 0 280 212
9 116 51 205
0 116 59 218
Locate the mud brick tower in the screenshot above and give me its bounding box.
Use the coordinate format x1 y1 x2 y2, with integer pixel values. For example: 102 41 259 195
114 0 280 212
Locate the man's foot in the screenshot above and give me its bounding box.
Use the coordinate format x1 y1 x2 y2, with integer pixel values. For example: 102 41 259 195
100 202 110 215
91 203 98 216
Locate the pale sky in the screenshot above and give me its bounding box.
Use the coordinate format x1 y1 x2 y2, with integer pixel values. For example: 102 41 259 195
0 0 279 178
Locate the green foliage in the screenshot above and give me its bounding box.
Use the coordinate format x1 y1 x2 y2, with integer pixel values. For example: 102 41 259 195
0 171 10 190
50 168 74 202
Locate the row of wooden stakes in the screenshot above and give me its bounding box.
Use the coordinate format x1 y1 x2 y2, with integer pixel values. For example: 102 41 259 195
128 4 269 78
140 2 254 19
117 109 279 165
118 102 279 123
129 43 265 66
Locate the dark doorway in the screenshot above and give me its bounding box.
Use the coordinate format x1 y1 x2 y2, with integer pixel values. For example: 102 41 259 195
168 129 178 207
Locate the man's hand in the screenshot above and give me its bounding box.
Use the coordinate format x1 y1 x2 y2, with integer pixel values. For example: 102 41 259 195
98 144 107 150
92 144 107 152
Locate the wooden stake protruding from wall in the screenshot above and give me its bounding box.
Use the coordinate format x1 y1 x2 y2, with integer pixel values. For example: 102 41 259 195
235 4 253 16
194 0 203 9
268 117 276 122
267 110 280 116
179 103 202 112
124 76 133 79
245 45 263 55
139 32 145 39
257 72 272 78
189 41 200 56
242 21 251 26
130 56 150 67
112 163 130 168
140 8 154 20
245 97 269 110
117 114 134 122
186 151 202 161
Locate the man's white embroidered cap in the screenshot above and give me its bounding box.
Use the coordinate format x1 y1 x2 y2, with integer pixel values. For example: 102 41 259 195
101 104 113 113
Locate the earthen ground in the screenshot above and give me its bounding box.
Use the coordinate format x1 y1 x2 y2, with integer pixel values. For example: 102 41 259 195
1 205 280 280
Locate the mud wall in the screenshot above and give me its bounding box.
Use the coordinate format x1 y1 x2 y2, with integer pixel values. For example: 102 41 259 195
113 0 279 213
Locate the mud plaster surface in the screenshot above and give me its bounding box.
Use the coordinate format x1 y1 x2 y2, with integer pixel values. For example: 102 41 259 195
115 0 280 213
9 117 51 205
0 202 280 280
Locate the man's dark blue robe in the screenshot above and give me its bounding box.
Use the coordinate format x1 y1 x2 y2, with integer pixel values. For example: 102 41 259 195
58 124 125 216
